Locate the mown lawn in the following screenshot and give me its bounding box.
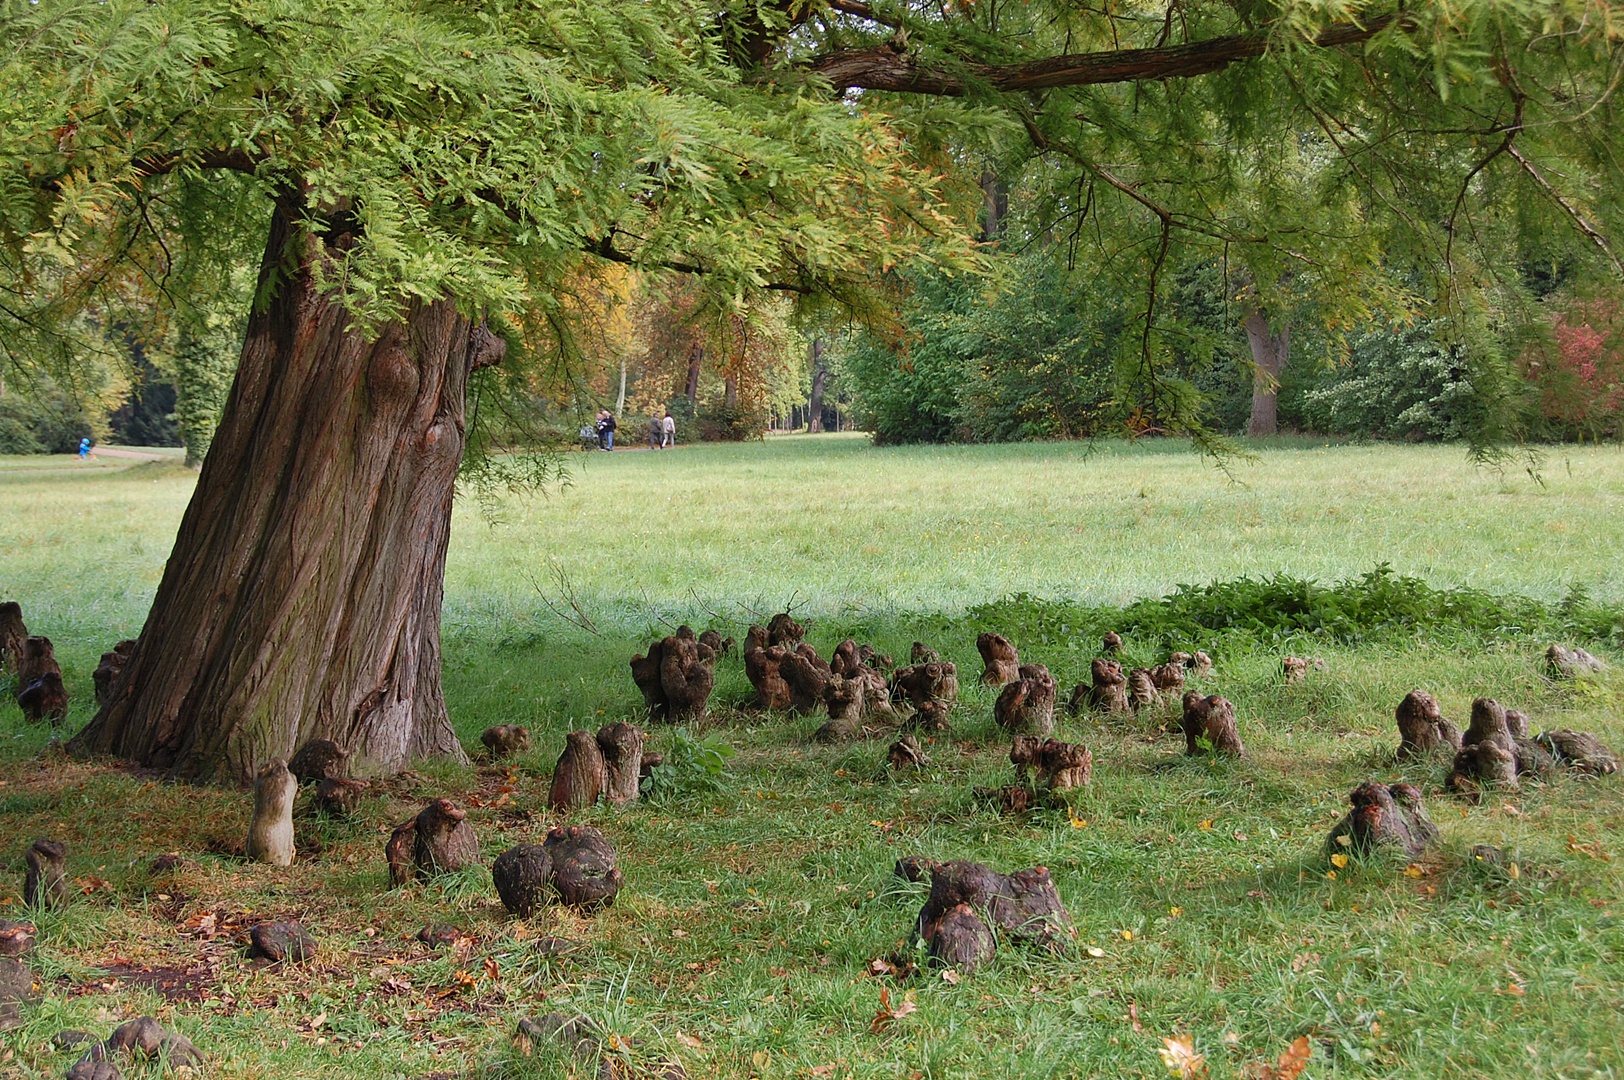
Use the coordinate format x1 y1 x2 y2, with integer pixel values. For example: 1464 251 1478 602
1 436 1621 1079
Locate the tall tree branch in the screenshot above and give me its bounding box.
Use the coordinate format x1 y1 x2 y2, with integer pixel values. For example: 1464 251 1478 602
806 15 1400 94
1506 145 1624 278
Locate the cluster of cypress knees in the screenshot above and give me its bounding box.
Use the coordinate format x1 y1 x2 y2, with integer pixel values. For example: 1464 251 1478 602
629 618 1620 972
3 598 1619 1065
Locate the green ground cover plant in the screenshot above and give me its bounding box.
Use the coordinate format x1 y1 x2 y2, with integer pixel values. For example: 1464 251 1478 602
1 436 1621 1079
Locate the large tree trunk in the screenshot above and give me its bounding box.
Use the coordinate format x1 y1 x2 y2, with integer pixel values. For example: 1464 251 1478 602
1243 305 1289 437
684 344 703 404
70 201 490 784
807 338 827 433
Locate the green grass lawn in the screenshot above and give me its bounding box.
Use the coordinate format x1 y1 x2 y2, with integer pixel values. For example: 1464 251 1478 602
1 436 1622 1079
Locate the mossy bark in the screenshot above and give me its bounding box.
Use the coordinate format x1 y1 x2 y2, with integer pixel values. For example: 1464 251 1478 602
69 202 488 783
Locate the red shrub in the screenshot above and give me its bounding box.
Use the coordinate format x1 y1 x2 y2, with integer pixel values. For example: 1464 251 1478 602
1523 297 1624 439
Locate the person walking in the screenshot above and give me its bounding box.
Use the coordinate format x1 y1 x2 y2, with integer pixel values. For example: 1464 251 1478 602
661 410 675 449
600 409 617 450
78 436 91 461
647 412 661 450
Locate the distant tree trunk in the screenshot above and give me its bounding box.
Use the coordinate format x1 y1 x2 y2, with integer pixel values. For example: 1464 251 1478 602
1243 305 1289 436
615 359 627 417
980 169 1008 242
807 338 828 433
69 199 494 784
724 372 739 407
684 344 703 404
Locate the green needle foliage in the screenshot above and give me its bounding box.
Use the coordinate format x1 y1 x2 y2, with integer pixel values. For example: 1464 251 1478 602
6 0 1621 448
0 0 974 362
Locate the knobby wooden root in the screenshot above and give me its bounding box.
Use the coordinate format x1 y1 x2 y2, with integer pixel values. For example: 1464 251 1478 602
547 723 646 810
912 860 1073 973
1325 782 1439 859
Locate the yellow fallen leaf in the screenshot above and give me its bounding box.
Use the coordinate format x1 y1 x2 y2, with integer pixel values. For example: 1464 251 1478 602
1120 929 1134 941
675 1032 704 1049
1403 864 1424 878
1159 1033 1208 1078
1330 853 1349 869
1070 814 1088 828
1198 820 1214 831
1335 834 1353 847
1168 907 1182 917
1325 870 1338 881
1508 862 1521 880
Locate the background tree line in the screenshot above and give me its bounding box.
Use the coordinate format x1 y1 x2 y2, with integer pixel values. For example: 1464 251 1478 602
8 227 1619 456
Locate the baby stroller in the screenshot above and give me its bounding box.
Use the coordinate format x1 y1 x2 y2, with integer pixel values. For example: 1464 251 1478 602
578 424 599 450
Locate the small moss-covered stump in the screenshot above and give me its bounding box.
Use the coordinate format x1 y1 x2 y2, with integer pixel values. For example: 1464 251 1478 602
492 844 554 918
914 860 1072 973
1395 690 1461 759
23 839 68 909
993 664 1056 737
976 632 1021 687
546 825 622 909
312 777 369 818
286 739 350 783
249 919 315 963
386 799 480 886
493 826 622 915
1181 693 1244 756
481 724 532 758
1325 782 1439 859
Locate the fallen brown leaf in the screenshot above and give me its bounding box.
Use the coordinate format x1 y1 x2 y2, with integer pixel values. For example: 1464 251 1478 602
1242 1035 1312 1080
871 987 917 1034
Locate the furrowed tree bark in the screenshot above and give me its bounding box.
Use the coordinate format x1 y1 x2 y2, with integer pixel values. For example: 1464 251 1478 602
1243 305 1289 437
69 199 487 784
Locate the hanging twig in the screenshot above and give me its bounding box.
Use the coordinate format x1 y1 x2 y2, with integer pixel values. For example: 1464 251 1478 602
523 561 600 636
687 587 729 626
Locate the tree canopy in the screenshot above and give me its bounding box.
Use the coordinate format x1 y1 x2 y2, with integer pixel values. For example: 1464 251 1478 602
1 0 972 367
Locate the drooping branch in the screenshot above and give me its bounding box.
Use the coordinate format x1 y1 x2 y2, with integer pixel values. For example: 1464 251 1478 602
1506 144 1624 278
806 15 1400 94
